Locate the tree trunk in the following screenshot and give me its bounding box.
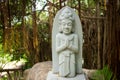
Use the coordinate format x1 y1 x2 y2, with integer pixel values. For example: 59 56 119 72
78 0 81 18
22 0 26 49
104 0 120 79
96 1 101 69
1 1 11 51
32 0 40 63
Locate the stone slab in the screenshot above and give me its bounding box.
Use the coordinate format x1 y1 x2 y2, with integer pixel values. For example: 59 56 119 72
46 71 87 80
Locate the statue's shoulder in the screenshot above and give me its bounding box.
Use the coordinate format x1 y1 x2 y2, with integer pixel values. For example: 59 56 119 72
71 33 78 37
67 33 78 40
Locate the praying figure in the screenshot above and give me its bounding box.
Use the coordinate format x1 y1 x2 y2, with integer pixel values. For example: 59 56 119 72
56 8 78 77
51 6 83 78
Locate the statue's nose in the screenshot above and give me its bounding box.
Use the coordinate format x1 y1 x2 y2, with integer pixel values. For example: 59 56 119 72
65 25 68 28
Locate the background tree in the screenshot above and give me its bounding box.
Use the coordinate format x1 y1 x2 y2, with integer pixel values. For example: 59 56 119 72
0 0 120 79
103 0 120 79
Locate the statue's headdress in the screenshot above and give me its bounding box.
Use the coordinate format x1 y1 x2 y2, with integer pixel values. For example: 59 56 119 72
59 7 74 21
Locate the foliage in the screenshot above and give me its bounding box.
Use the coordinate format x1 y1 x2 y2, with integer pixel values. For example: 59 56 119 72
0 53 13 69
0 0 110 72
0 43 29 68
0 44 13 69
91 65 116 80
0 76 8 80
0 44 28 79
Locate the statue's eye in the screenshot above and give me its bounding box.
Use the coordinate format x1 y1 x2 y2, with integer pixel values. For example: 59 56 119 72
68 23 72 26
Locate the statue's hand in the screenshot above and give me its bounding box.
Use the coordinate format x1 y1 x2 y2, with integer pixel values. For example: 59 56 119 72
68 42 72 50
65 39 69 48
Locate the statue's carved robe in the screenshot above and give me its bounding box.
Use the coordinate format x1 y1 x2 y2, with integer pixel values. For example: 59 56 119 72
56 33 78 77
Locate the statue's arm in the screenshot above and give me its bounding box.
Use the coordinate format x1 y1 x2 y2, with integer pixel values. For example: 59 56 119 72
56 35 66 53
68 35 78 53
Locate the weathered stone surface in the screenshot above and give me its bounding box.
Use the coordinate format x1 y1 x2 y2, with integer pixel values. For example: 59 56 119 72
24 61 52 80
83 69 96 79
52 6 83 75
47 71 87 80
47 6 86 80
24 61 96 80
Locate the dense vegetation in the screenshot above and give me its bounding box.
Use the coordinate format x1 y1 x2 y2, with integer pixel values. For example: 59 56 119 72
0 0 120 79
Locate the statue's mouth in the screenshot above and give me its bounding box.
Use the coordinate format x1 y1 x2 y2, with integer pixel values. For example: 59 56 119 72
63 28 70 32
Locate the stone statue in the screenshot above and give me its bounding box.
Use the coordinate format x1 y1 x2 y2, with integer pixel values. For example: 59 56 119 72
47 6 87 80
56 7 78 77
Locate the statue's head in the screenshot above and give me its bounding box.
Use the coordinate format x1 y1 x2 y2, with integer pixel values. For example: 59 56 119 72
59 7 75 34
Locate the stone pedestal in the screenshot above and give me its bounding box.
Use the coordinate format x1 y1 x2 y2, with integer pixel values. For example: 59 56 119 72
46 71 87 80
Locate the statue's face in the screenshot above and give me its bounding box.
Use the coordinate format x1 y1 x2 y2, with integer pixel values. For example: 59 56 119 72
61 19 72 34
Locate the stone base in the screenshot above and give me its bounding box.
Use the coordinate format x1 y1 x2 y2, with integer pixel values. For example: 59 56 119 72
46 71 87 80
